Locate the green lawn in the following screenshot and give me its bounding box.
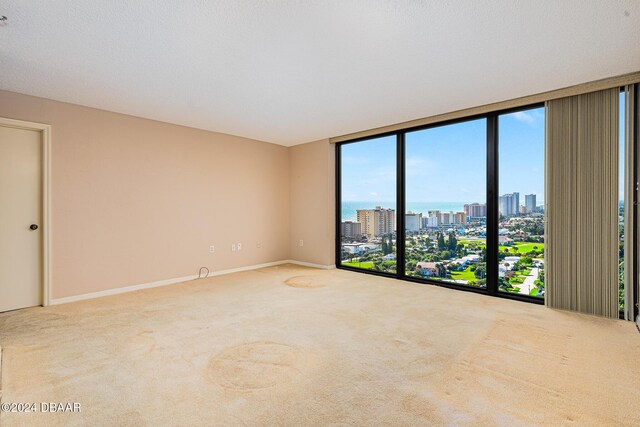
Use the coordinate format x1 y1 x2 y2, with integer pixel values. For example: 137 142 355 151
459 239 485 248
451 266 476 282
459 239 544 254
342 261 374 269
499 242 545 254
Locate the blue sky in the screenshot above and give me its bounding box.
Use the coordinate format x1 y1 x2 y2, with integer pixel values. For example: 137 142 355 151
498 108 545 203
341 135 396 202
620 91 626 200
341 107 545 204
342 94 627 204
405 118 488 203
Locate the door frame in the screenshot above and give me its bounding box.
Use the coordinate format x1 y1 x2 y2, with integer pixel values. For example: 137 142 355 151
0 117 51 307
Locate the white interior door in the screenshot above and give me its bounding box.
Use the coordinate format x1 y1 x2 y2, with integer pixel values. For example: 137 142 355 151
0 125 42 312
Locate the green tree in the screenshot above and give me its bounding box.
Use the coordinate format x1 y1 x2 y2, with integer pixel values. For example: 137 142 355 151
447 232 458 252
474 263 486 279
382 234 393 255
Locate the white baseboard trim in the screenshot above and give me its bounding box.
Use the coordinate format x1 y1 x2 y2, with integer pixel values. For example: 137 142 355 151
49 259 334 306
49 273 199 305
286 260 336 270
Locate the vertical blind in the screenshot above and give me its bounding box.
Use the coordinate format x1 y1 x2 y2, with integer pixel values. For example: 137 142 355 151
545 88 620 318
624 84 636 321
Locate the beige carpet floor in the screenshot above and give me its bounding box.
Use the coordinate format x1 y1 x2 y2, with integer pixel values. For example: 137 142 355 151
0 264 639 426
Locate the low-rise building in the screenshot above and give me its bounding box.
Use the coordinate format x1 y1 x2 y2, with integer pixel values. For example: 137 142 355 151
499 235 513 245
342 243 364 255
416 262 444 277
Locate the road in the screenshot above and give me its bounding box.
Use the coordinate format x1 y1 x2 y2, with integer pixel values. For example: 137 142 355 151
518 267 539 295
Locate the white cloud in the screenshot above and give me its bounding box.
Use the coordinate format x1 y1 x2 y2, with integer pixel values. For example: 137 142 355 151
370 192 378 196
512 111 534 123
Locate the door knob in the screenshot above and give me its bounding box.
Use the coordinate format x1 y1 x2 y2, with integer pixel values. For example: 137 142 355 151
30 224 38 230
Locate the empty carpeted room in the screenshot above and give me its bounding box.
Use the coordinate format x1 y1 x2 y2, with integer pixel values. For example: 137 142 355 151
0 1 639 426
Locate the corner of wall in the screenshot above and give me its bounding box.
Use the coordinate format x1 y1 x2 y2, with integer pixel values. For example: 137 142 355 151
288 138 335 267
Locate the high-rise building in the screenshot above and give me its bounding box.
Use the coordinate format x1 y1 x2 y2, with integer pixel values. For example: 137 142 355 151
422 216 438 228
341 221 362 238
464 202 486 219
356 206 395 238
454 212 467 225
440 212 451 225
525 194 536 213
499 192 520 217
405 212 422 232
427 210 441 226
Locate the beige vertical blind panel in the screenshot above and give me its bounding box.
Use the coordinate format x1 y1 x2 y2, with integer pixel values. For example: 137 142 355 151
624 84 636 321
545 88 619 318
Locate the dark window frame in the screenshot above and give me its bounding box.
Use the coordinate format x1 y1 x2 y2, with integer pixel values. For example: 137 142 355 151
335 102 547 306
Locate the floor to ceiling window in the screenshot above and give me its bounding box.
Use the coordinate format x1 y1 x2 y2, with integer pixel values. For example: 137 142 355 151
338 135 397 274
498 107 545 298
336 88 635 312
404 119 487 288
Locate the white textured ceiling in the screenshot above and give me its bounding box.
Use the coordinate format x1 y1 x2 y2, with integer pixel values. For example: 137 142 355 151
1 1 639 146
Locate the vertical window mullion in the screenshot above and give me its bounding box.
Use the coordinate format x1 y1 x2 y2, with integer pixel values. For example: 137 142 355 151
397 132 406 278
486 114 499 296
335 143 342 268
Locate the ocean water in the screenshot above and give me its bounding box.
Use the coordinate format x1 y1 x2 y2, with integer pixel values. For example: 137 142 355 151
341 201 466 221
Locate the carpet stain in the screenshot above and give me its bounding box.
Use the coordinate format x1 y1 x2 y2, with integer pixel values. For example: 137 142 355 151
125 330 157 356
207 341 303 391
285 275 326 288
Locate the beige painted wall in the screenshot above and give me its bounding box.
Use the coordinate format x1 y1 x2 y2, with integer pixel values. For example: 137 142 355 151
288 139 335 266
0 90 290 299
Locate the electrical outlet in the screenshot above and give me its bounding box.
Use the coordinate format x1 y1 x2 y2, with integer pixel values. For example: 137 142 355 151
209 245 215 253
231 244 236 252
299 239 304 247
237 243 242 251
256 242 262 249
